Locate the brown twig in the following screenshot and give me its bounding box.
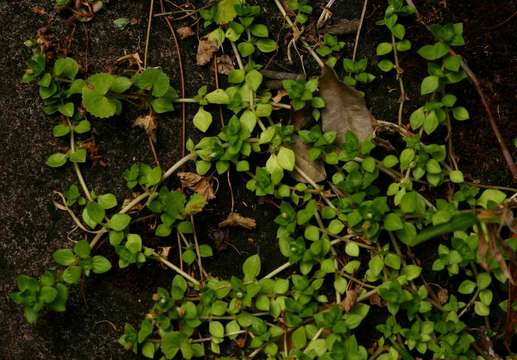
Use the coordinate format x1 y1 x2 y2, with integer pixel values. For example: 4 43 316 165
352 0 369 62
405 0 517 181
159 0 186 157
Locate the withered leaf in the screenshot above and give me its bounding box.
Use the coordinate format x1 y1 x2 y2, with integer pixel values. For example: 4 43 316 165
219 212 256 230
340 288 358 312
133 114 157 143
196 38 219 66
177 26 195 39
322 19 360 35
177 172 216 200
291 136 327 183
320 65 375 145
216 55 235 75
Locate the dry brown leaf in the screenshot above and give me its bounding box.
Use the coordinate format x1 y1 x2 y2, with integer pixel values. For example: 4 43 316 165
116 52 143 71
340 288 357 312
177 172 216 200
320 65 375 145
133 114 157 143
272 89 288 104
437 288 449 305
31 6 47 15
219 212 256 230
177 26 195 39
322 19 360 35
216 55 235 75
196 38 219 66
291 136 327 183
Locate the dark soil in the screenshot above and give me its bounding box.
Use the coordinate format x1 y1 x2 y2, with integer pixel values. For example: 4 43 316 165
0 0 515 359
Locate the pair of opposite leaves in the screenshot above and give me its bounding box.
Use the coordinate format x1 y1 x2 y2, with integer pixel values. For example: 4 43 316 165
292 65 375 183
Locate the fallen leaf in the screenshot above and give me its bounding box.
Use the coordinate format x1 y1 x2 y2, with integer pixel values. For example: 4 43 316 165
219 212 256 230
133 114 157 143
340 288 357 312
159 246 171 258
437 288 448 305
322 19 360 35
196 38 219 66
177 172 216 200
319 65 375 145
216 55 235 75
272 89 288 104
177 26 195 39
31 6 47 15
116 52 143 71
80 137 106 167
291 136 327 183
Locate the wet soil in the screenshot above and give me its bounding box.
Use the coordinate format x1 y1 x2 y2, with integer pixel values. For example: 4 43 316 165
0 0 515 358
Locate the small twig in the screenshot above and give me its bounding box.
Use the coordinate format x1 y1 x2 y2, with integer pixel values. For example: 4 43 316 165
230 41 244 70
143 0 155 68
390 34 407 126
66 118 92 201
191 215 208 281
352 0 369 62
317 0 336 29
160 0 186 157
154 253 200 285
52 191 100 234
295 165 336 209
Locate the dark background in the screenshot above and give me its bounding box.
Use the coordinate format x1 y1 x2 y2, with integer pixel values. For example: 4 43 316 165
1 0 515 358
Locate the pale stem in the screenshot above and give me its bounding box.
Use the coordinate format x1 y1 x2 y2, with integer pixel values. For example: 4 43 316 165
154 253 200 285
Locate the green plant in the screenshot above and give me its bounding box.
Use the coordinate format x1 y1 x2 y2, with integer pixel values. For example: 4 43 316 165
12 0 517 359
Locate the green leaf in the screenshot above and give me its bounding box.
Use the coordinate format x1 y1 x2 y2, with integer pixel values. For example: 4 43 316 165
74 120 91 134
245 70 263 91
239 110 257 133
238 41 255 57
86 201 105 224
458 279 476 294
142 342 155 359
376 42 393 55
345 242 360 257
377 59 394 72
206 89 230 104
53 249 76 266
452 106 469 121
209 321 225 338
53 57 79 80
474 301 490 316
74 240 91 258
46 153 68 168
334 277 348 294
391 23 405 40
228 69 245 83
256 39 278 53
242 254 261 282
52 124 70 137
417 42 449 60
384 213 403 231
277 147 295 171
126 233 142 254
108 213 131 231
478 189 506 209
113 17 129 30
92 256 112 273
476 272 491 290
420 76 440 95
171 275 187 300
402 265 422 280
134 68 170 97
214 0 239 24
199 244 213 257
97 193 117 209
449 170 464 183
40 286 58 304
291 327 306 349
193 107 213 132
58 102 74 117
69 148 87 163
63 266 82 284
328 219 344 235
384 253 401 270
251 24 268 37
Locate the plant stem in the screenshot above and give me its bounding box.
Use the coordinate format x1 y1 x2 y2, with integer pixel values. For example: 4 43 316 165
261 261 293 280
230 41 244 70
294 165 336 209
67 118 93 201
154 253 200 285
143 0 155 68
89 153 196 248
352 0 369 62
390 34 407 126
